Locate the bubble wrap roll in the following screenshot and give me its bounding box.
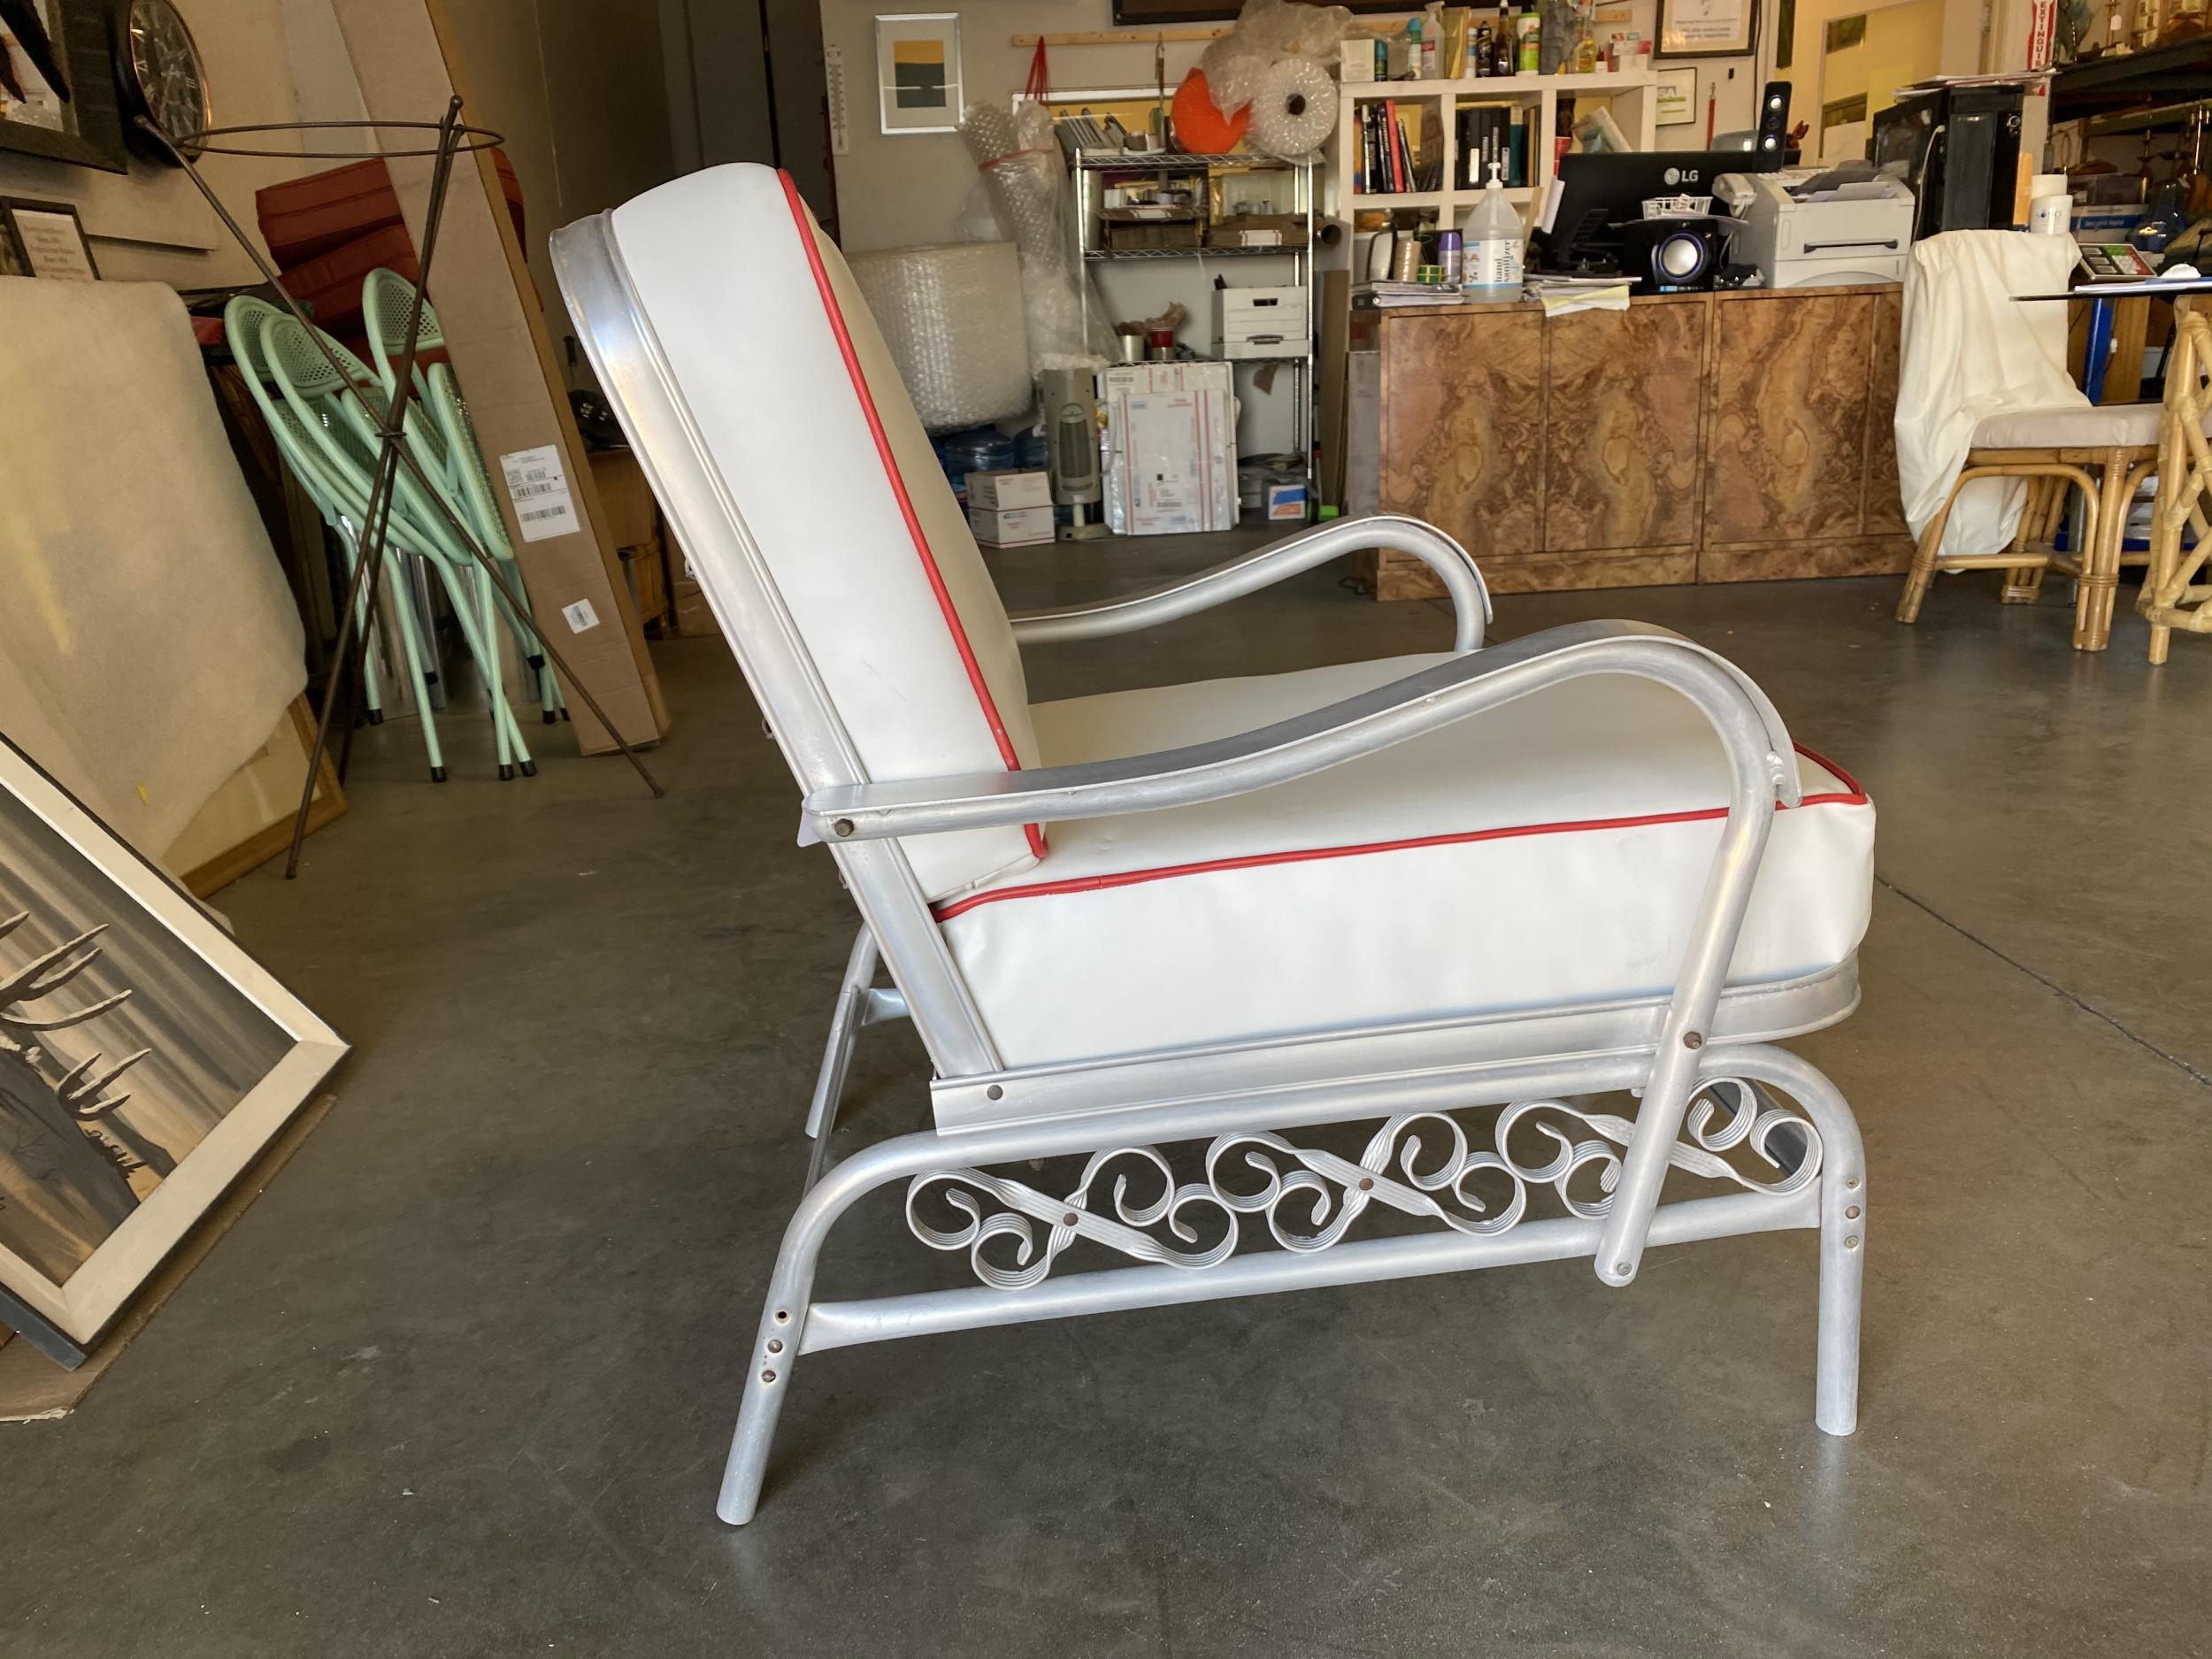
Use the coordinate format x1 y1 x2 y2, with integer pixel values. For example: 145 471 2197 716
847 241 1033 434
1245 56 1337 163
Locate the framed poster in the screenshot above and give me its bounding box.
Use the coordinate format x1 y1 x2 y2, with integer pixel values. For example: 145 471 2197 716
1656 0 1758 58
0 737 347 1354
1655 66 1697 125
0 0 128 173
1112 0 1415 17
1 197 98 279
876 13 962 135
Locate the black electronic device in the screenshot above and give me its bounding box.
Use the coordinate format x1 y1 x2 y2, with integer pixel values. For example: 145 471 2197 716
1534 150 1775 278
1755 81 1791 167
1615 216 1747 292
1871 82 2026 239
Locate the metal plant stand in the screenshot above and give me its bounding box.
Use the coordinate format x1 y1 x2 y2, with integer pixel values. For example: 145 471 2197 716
138 102 663 879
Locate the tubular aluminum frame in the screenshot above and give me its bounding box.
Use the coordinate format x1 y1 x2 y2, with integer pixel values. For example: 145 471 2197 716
550 208 1869 1529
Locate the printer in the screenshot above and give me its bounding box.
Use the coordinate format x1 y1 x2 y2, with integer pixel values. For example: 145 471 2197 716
1715 167 1916 288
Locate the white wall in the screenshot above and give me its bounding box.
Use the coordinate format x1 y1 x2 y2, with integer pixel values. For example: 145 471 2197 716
0 0 315 286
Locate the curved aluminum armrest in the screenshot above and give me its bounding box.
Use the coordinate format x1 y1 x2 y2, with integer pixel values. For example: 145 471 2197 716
801 618 1797 845
1008 515 1494 652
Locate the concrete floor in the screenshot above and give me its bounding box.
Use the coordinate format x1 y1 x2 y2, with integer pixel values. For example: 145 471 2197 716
4 539 2209 1657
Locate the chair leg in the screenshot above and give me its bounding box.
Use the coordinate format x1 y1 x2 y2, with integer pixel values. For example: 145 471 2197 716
2000 477 2050 602
2075 453 2131 652
805 927 881 1143
1759 1049 1867 1437
1896 486 1962 624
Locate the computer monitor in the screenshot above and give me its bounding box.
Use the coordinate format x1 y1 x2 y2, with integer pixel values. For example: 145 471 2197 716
1535 150 1775 273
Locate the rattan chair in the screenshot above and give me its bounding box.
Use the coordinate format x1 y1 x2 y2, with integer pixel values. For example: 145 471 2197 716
2143 300 2212 663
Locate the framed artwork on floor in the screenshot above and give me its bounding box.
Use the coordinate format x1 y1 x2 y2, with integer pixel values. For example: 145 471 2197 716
875 13 962 136
0 737 347 1358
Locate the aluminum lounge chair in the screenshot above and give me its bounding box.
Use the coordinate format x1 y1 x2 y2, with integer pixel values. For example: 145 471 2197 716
551 164 1876 1526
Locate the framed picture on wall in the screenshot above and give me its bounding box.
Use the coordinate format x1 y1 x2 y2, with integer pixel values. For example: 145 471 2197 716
1 197 97 278
1655 66 1698 125
1655 0 1758 58
875 13 963 136
0 0 129 173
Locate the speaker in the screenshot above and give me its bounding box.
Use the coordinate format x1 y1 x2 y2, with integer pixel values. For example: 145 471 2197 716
1755 81 1791 171
1618 219 1734 291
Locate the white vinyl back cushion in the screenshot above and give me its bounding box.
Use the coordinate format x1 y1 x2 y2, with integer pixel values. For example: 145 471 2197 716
608 164 1041 901
940 659 1875 1068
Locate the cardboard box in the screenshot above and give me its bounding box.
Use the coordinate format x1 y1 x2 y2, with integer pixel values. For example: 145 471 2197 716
1217 286 1310 359
588 449 659 549
331 0 668 757
1099 362 1239 537
970 504 1056 547
965 469 1053 512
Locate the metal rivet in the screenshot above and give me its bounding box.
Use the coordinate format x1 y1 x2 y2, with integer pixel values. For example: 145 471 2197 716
987 1085 1003 1101
773 1310 790 1324
1616 1261 1632 1276
766 1339 784 1355
1844 1235 1859 1250
1845 1175 1860 1190
1357 1177 1374 1191
1845 1205 1860 1220
1062 1212 1079 1227
832 818 855 838
761 1368 777 1384
1682 1031 1703 1049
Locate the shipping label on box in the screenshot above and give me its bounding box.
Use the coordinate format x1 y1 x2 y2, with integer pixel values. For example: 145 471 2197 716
1101 361 1239 537
969 504 1056 547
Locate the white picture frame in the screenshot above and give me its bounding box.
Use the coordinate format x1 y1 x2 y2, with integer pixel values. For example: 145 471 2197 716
0 736 347 1352
1655 66 1698 126
875 12 962 136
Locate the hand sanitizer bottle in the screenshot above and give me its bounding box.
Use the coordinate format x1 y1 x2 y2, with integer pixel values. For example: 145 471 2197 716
1461 161 1525 288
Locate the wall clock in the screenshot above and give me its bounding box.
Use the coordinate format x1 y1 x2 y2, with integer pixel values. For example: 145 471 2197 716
112 0 207 160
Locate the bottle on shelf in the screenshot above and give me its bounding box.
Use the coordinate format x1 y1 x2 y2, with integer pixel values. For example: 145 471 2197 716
1516 3 1541 73
1493 6 1516 75
1421 2 1442 76
1405 17 1424 79
1471 17 1493 75
1461 160 1525 288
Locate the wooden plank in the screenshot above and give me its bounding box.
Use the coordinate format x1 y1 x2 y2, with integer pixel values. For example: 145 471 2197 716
1862 287 1909 537
164 700 346 899
1379 308 1544 571
1699 534 1914 583
1542 302 1703 554
1705 291 1876 546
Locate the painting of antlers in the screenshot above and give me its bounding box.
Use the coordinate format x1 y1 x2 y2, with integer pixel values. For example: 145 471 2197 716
0 738 345 1356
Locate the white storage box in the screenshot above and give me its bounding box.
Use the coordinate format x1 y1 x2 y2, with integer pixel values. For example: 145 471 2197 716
965 469 1053 512
1215 286 1310 359
969 503 1056 547
1100 362 1238 537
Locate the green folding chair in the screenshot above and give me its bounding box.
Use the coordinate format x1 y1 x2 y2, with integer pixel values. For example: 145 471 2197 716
223 296 451 781
363 267 565 724
259 311 538 780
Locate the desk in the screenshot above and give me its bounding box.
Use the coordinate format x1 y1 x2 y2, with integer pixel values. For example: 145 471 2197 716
1348 284 1912 597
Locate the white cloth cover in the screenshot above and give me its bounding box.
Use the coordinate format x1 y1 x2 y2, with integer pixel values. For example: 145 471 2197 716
1895 231 2086 562
0 279 304 856
606 165 1043 902
941 657 1875 1068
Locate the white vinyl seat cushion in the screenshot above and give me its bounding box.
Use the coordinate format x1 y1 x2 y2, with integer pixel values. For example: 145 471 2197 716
937 656 1875 1068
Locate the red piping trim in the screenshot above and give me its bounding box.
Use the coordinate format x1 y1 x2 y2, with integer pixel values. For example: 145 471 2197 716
777 171 1046 861
932 743 1870 922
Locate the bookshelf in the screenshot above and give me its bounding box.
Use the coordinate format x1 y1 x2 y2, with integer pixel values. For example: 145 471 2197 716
1330 69 1659 234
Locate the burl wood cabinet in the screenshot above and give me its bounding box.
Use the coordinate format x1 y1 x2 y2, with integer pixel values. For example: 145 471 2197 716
1352 286 1912 596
